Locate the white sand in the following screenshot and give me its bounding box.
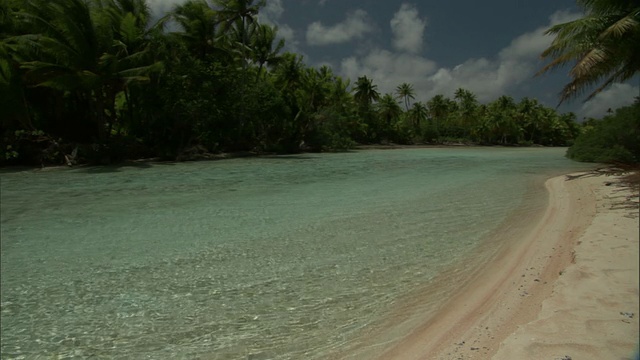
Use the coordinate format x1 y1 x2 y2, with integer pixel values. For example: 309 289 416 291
376 173 639 360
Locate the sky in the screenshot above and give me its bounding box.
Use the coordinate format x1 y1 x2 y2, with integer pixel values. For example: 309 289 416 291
147 0 640 120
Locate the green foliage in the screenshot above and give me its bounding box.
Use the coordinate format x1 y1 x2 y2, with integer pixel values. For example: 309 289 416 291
566 101 640 164
396 83 415 111
0 0 585 166
1 129 66 165
538 0 640 103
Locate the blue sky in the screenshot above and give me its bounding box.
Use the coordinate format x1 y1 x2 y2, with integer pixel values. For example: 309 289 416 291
148 0 639 120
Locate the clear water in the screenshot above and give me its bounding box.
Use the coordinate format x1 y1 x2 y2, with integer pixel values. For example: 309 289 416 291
0 148 591 359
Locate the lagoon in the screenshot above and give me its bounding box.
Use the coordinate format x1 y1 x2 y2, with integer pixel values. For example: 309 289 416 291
0 148 591 359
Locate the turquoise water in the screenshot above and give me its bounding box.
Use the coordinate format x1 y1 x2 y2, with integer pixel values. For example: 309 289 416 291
0 148 591 359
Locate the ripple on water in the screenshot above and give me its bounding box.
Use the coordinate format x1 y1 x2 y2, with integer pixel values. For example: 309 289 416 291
0 148 591 359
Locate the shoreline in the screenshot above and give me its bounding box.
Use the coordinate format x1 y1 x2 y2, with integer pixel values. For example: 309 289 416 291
372 172 639 359
493 174 639 359
0 144 557 173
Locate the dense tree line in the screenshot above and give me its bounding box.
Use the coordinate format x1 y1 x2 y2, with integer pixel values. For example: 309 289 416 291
566 100 640 164
1 0 582 166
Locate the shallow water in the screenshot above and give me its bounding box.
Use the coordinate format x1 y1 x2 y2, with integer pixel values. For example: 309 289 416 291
0 148 591 359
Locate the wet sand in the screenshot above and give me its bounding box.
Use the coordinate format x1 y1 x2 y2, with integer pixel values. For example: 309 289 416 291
377 173 639 359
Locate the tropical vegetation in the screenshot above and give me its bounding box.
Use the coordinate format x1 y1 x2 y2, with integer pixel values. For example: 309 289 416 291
2 0 583 166
538 0 640 104
566 101 640 163
538 0 640 164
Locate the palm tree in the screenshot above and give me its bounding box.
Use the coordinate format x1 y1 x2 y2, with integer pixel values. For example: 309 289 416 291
485 95 520 144
248 23 284 80
454 88 478 136
274 52 304 90
351 76 380 142
538 0 640 103
1 0 33 131
169 0 219 60
516 97 542 142
377 94 402 126
214 0 264 62
395 82 415 111
542 110 569 146
353 75 380 110
301 66 332 114
329 74 352 106
427 94 450 139
559 112 582 144
290 66 336 146
471 104 491 143
9 0 160 142
104 0 151 30
408 101 428 134
101 0 158 129
377 93 402 141
13 0 109 140
267 52 305 145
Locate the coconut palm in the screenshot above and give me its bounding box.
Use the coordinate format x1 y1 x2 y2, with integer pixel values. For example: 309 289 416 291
274 52 304 90
516 97 543 142
377 94 402 126
169 0 219 60
454 88 478 136
214 0 264 59
12 0 111 140
407 101 428 135
538 0 640 103
485 95 520 144
395 82 415 111
9 0 161 142
1 0 33 130
427 94 450 139
377 93 402 141
301 66 333 114
353 75 380 110
103 0 151 30
248 23 284 80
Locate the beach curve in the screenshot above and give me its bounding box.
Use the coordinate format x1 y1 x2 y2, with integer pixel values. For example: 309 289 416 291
374 172 639 359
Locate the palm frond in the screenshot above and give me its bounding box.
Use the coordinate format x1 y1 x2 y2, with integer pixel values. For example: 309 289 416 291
599 12 640 39
571 47 609 77
539 0 640 104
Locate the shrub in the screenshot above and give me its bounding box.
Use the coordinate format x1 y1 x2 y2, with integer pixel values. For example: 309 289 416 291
567 102 640 164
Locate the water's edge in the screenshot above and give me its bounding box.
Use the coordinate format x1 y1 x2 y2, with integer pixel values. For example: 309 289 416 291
0 148 592 359
329 171 556 359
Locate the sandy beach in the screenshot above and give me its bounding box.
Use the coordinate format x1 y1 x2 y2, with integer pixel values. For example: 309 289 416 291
377 172 639 360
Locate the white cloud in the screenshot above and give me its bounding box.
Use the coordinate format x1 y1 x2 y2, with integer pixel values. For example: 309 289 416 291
340 49 437 95
422 58 511 102
146 0 186 19
549 9 581 26
390 3 427 54
579 83 639 119
498 30 552 61
147 0 297 49
277 24 295 42
500 10 580 61
339 9 583 103
422 10 583 101
261 0 284 23
306 9 375 46
258 0 290 39
256 0 301 54
148 0 291 23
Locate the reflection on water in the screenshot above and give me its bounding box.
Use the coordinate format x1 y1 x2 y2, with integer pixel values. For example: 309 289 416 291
1 148 590 359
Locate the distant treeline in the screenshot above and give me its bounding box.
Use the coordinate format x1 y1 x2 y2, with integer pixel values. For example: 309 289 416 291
0 0 598 166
